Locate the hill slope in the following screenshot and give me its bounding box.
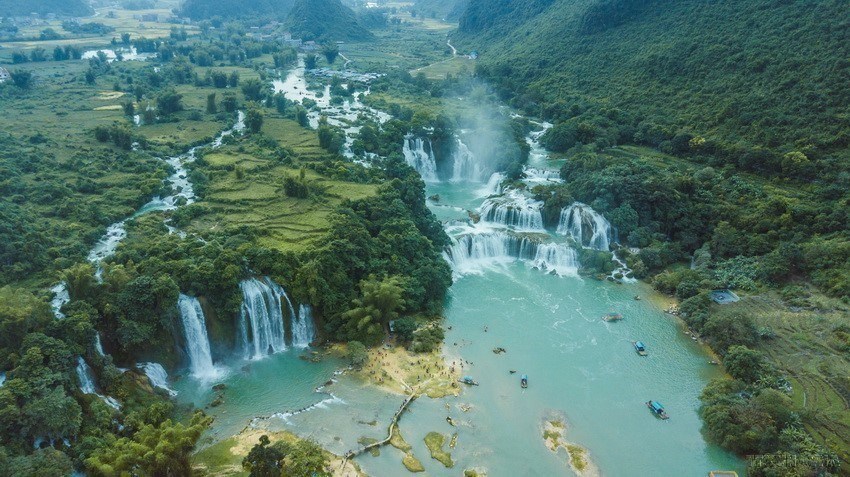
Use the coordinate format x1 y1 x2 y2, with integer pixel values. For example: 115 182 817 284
284 0 373 41
454 0 850 165
0 0 93 16
412 0 469 21
179 0 295 20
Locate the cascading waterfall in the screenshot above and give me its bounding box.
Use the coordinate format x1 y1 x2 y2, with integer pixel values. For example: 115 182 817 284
444 231 580 277
451 138 487 182
239 277 316 358
293 304 317 348
239 278 289 359
556 202 613 251
402 136 439 182
0 372 5 387
530 243 580 277
478 190 545 231
76 357 120 409
94 334 105 356
178 294 219 379
138 362 177 396
479 172 505 197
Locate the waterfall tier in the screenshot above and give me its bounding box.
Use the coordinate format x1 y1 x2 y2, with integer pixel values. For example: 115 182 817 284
293 305 317 348
478 190 545 231
76 357 121 409
138 362 177 396
444 231 579 277
451 138 487 182
239 277 316 359
479 172 505 197
178 294 219 379
556 202 613 251
402 136 438 182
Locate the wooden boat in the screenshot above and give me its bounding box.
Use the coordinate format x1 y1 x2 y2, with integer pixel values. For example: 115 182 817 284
633 341 648 356
603 313 623 322
521 374 528 388
647 400 669 420
458 376 479 386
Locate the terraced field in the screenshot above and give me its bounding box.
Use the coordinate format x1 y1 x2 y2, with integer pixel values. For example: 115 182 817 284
718 293 850 469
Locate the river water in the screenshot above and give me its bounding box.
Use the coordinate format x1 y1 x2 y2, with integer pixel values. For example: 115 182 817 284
167 62 745 476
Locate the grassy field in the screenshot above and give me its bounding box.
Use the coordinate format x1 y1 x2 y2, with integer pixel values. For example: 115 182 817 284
410 56 474 80
716 291 850 469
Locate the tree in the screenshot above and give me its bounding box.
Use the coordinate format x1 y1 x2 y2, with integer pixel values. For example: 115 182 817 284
241 79 264 101
245 109 263 134
206 93 217 114
280 440 330 477
156 89 183 116
9 70 33 89
86 412 211 476
242 435 283 477
121 33 131 45
228 71 239 87
304 53 318 70
222 93 238 113
342 276 406 344
347 341 368 369
702 312 758 354
322 44 339 64
724 345 770 384
393 317 418 342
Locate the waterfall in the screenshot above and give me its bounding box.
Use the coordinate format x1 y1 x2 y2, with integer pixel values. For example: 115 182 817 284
478 190 545 231
178 294 219 379
76 357 121 410
556 202 613 251
530 243 579 277
479 172 505 197
94 334 105 356
523 167 562 186
444 230 580 277
238 278 289 359
293 304 317 348
0 372 5 387
402 136 439 182
138 362 177 396
451 138 487 182
50 283 69 319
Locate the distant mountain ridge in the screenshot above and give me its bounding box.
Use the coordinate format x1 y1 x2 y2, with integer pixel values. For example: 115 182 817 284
0 0 93 17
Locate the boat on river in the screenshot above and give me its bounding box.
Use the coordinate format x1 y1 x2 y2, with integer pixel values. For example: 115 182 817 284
603 313 623 322
458 376 479 386
633 341 648 356
647 400 669 419
521 374 528 388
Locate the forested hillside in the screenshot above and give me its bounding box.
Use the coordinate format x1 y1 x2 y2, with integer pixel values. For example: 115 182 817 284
0 0 93 16
456 0 850 167
179 0 295 20
284 0 373 41
412 0 469 21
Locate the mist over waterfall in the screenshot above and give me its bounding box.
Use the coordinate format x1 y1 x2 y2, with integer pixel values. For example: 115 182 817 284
557 202 613 251
178 294 219 379
238 277 316 359
293 305 317 348
478 190 545 231
402 136 438 182
444 231 579 277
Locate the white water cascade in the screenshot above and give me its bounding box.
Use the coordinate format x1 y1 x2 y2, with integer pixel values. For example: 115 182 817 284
478 190 545 231
402 136 439 182
178 294 219 379
0 372 5 387
239 277 316 358
239 278 290 359
451 138 487 182
556 202 613 251
76 357 121 410
444 231 579 277
138 362 177 396
293 304 317 348
94 334 105 356
479 172 505 197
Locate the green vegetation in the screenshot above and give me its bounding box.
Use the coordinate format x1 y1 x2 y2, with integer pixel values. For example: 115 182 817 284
0 0 92 17
242 434 330 477
424 431 453 468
